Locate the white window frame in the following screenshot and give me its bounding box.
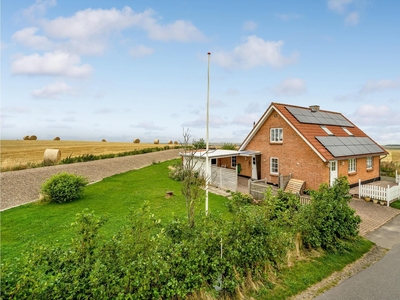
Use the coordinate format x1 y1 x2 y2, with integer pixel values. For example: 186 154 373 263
348 158 356 173
342 127 354 136
270 157 279 174
366 156 373 169
231 156 237 168
320 125 334 135
270 128 283 142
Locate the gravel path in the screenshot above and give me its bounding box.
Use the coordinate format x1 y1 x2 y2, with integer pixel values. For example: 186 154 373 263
0 149 181 211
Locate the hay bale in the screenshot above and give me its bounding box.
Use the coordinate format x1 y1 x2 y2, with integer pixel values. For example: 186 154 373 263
154 139 159 144
174 141 179 145
102 139 107 142
29 135 37 140
23 136 30 140
133 138 140 143
44 149 61 165
168 140 173 144
54 137 60 141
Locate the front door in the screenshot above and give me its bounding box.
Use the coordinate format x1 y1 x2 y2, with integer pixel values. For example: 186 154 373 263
330 160 338 186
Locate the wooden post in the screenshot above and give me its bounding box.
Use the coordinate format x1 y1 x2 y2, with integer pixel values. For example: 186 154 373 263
358 179 361 199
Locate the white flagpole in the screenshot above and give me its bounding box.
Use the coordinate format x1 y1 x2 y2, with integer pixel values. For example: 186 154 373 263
205 52 211 215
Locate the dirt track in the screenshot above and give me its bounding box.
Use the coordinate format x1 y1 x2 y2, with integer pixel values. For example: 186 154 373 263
0 149 180 211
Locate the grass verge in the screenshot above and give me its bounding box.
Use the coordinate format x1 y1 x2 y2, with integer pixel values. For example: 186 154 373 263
255 238 373 299
0 159 229 261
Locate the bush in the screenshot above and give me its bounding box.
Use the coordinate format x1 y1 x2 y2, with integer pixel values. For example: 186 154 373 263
40 172 89 203
300 176 361 251
221 143 237 150
193 138 206 149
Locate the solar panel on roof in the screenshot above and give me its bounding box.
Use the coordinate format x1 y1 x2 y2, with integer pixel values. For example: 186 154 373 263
285 106 354 127
315 136 384 158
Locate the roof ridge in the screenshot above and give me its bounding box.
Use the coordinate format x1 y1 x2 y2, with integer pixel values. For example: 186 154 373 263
272 102 342 115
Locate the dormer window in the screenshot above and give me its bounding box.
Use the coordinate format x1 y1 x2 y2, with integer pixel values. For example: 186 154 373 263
342 127 353 136
320 125 334 135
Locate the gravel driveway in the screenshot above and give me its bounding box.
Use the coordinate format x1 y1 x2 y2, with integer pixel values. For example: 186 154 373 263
0 149 181 211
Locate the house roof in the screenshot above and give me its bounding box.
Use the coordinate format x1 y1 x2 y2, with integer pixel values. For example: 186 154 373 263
180 149 261 159
239 102 388 162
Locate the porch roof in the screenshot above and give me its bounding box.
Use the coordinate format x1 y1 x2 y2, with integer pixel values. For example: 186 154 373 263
180 149 261 159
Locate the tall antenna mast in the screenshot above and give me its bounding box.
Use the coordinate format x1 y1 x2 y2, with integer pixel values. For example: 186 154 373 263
205 52 211 215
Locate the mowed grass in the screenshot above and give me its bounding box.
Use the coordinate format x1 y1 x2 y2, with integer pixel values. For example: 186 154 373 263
0 160 230 261
1 140 177 170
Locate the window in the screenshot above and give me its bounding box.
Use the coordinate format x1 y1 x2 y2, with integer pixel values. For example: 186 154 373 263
270 157 279 174
367 157 373 169
342 127 354 136
348 158 356 173
211 158 217 165
270 128 283 142
231 156 237 168
320 125 334 135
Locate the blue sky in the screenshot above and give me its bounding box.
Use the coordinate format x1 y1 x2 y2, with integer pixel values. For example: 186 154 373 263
1 0 399 144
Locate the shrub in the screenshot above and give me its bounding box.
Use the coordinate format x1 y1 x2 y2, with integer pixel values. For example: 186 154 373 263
221 143 237 150
300 176 361 251
227 192 254 212
193 138 206 149
40 172 89 203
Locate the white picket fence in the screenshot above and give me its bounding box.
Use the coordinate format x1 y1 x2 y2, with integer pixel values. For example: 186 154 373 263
396 170 400 183
359 179 400 207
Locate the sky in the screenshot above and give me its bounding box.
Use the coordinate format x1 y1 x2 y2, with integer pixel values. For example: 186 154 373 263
1 0 399 144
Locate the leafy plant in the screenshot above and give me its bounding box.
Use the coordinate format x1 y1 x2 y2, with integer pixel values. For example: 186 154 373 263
192 138 206 149
221 143 237 150
40 172 89 203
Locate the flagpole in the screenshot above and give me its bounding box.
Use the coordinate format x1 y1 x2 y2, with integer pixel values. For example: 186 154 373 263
205 52 211 215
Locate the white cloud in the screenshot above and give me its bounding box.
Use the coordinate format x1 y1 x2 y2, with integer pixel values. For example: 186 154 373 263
23 0 56 20
131 121 164 130
275 13 303 21
182 116 227 128
31 81 74 98
245 102 263 114
93 108 114 114
12 52 92 77
327 0 354 13
345 12 359 26
129 45 154 58
351 104 400 126
213 36 298 70
62 117 76 122
232 113 260 127
243 21 257 31
360 78 400 94
1 106 31 114
272 78 307 96
12 27 54 50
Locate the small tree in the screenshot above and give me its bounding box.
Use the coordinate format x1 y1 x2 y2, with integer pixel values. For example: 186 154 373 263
192 138 206 149
179 129 206 227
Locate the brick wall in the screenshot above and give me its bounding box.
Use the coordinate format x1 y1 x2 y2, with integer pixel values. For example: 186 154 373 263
338 156 380 186
244 110 326 190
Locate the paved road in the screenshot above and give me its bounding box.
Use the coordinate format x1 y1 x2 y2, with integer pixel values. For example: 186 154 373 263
315 214 400 300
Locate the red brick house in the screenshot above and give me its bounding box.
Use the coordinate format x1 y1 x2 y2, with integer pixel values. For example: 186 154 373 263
236 102 388 190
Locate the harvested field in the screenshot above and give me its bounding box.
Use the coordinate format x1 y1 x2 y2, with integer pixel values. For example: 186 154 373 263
382 148 400 164
1 140 177 170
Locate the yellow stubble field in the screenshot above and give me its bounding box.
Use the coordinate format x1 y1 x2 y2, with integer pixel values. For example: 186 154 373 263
382 149 400 164
1 140 175 170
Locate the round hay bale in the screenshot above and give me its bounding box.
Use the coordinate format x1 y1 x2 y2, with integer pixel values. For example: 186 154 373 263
29 135 37 140
54 136 60 141
44 149 61 165
133 138 140 143
102 139 107 142
23 135 30 140
174 141 179 145
154 139 159 144
168 140 173 144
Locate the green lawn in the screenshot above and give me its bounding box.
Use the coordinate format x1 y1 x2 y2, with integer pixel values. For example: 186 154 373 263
1 159 230 261
1 159 374 299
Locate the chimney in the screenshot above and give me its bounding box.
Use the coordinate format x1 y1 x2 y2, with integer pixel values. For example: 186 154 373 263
309 105 320 112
